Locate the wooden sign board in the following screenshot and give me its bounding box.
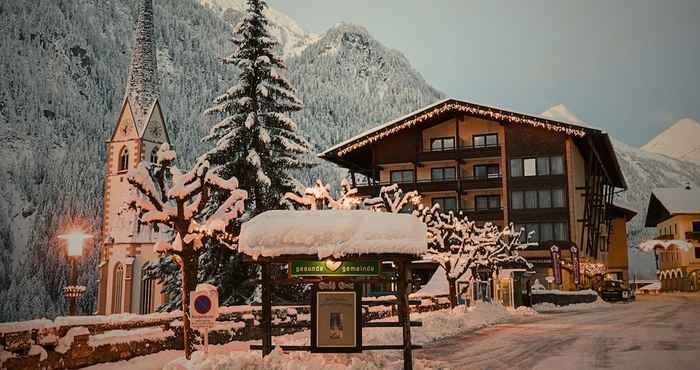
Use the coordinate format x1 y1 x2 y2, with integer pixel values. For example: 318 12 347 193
290 260 380 278
311 281 362 353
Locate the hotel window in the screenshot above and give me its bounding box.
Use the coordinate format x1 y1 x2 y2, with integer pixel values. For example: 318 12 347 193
472 134 498 148
511 191 524 210
510 159 523 177
554 222 568 240
431 167 456 181
525 190 538 209
540 223 554 241
475 195 500 210
430 137 455 151
118 147 129 172
552 189 565 208
432 197 457 212
474 164 499 179
523 158 537 177
538 189 552 208
536 157 550 175
551 156 564 175
390 170 414 184
695 247 700 259
693 221 700 233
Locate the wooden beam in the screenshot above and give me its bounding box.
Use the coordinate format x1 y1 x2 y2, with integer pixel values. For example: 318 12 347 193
362 345 424 351
396 259 413 370
261 262 272 357
250 345 311 352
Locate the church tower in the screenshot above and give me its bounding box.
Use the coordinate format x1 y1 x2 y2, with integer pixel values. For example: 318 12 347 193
97 0 170 315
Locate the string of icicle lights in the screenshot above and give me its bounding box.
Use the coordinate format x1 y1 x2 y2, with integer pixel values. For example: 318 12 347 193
336 102 588 157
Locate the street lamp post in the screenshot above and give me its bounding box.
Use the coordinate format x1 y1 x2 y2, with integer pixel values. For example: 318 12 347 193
59 231 92 316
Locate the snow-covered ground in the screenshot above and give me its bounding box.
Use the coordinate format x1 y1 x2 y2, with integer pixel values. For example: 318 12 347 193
414 294 700 370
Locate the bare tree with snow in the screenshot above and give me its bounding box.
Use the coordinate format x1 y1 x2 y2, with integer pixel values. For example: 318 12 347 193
125 144 247 360
363 184 422 213
285 179 362 210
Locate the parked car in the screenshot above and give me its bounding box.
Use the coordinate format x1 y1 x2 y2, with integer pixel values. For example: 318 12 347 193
598 280 635 302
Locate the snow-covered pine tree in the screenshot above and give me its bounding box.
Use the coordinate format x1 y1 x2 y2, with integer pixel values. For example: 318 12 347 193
204 0 311 215
202 0 311 304
125 143 247 360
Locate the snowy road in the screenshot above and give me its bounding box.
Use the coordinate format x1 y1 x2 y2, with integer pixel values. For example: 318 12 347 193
415 294 700 370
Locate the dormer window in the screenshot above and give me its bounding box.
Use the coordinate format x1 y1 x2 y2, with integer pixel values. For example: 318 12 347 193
118 147 130 172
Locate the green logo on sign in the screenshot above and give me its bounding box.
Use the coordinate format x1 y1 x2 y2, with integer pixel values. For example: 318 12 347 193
290 260 380 277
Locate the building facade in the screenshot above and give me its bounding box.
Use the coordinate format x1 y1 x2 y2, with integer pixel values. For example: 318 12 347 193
320 99 628 290
604 203 637 285
96 0 171 315
644 186 700 292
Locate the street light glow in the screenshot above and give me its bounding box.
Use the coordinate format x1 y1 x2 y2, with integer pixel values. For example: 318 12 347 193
59 230 93 257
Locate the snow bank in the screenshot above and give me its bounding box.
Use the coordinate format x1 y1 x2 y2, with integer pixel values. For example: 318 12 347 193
639 282 661 291
411 266 449 297
89 327 174 348
238 210 427 259
0 318 54 334
531 289 598 296
532 298 609 313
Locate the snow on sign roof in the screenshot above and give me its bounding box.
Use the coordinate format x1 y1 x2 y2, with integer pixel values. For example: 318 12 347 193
238 210 427 259
652 187 700 215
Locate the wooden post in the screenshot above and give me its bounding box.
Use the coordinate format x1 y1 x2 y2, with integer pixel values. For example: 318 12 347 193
396 259 413 370
261 262 273 357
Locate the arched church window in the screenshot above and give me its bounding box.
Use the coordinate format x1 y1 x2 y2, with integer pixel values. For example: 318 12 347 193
150 147 159 164
112 263 124 314
140 263 156 314
118 147 130 172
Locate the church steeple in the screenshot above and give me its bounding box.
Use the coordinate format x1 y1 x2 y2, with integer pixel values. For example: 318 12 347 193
126 0 158 130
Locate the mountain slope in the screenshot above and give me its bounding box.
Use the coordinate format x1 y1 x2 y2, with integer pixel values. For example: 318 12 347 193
642 118 700 164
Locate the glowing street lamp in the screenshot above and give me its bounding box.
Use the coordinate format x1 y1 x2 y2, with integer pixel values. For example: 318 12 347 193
59 230 92 316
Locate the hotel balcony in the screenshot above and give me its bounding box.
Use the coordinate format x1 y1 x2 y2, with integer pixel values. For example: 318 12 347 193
355 175 502 197
416 144 501 162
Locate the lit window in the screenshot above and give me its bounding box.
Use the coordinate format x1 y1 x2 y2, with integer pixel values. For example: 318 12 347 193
523 158 537 177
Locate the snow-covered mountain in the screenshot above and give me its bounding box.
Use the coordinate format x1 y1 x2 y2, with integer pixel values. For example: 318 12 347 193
0 0 441 321
641 118 700 164
543 105 700 279
200 0 319 58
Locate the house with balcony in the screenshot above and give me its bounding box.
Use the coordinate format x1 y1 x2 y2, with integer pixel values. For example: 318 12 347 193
644 186 700 291
320 98 628 289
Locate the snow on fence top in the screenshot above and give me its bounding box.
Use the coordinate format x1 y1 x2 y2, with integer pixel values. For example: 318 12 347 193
638 239 693 252
238 210 427 259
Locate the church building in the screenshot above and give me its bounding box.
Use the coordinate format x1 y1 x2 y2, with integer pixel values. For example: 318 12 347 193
96 0 171 315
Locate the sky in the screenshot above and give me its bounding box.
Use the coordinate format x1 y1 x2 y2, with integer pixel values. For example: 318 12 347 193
268 0 700 146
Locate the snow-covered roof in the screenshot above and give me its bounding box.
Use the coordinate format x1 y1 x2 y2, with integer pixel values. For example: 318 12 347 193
320 98 601 157
651 187 700 215
238 210 427 259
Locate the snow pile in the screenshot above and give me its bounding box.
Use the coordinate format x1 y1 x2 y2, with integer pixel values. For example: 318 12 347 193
89 327 174 348
531 289 598 296
532 298 609 313
0 318 54 334
53 311 182 327
163 346 434 370
55 327 90 354
238 210 427 259
411 266 449 298
638 282 661 291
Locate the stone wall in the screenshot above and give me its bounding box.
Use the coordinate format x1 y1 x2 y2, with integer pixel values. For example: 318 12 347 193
0 296 450 369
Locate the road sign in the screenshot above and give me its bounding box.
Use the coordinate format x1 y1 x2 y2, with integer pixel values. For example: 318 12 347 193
190 284 219 329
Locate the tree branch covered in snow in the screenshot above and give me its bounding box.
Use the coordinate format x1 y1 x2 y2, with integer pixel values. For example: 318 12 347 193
123 143 248 359
284 179 361 210
363 184 422 213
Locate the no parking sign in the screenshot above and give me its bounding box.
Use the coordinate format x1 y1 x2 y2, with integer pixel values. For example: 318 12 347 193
190 284 219 330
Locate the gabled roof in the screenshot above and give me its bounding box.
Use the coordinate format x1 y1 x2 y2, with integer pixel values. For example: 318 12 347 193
607 202 638 222
645 187 700 226
320 98 626 188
